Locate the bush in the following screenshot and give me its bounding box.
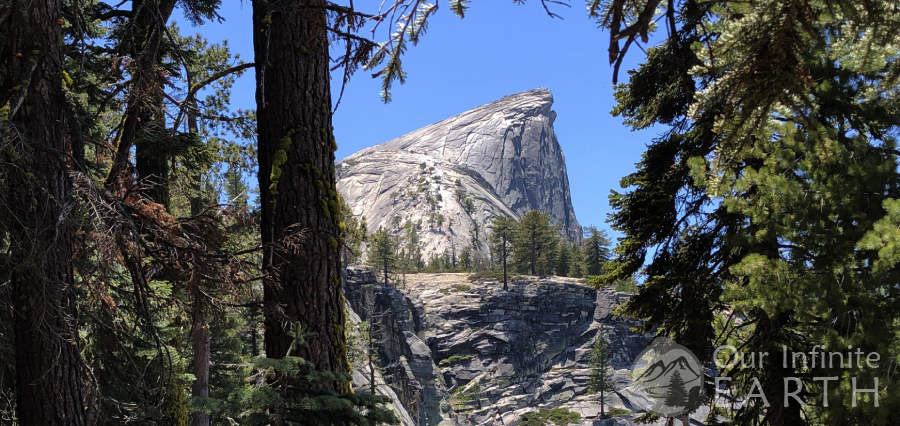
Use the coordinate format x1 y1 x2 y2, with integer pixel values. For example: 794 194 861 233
467 270 503 282
519 408 581 426
603 407 631 419
451 284 471 292
438 354 475 366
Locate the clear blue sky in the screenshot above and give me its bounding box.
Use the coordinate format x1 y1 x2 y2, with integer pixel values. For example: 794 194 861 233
194 1 660 239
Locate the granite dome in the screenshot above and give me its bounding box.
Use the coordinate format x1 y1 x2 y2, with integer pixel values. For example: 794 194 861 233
337 88 581 259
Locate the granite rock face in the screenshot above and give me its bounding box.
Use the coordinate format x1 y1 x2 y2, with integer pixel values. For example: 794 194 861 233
337 89 581 259
342 267 694 426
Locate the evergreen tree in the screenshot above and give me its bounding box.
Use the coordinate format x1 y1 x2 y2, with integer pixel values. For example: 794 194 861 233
489 216 517 290
368 228 397 285
235 322 398 426
340 197 368 265
253 0 350 380
556 244 571 277
4 0 86 422
569 245 585 278
460 245 474 272
513 210 560 276
588 328 614 419
600 0 900 423
582 227 611 277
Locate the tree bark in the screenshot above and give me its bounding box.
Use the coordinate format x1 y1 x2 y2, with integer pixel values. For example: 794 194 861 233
186 72 211 426
253 0 348 374
190 291 210 426
7 0 86 424
502 237 508 291
104 0 177 208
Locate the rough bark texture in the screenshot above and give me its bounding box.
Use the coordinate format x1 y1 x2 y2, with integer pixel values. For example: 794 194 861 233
253 0 348 373
187 84 210 426
104 0 177 207
7 0 86 423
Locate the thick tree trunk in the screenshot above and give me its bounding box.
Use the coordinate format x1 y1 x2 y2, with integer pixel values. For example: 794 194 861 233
104 0 177 208
7 0 86 424
253 0 348 373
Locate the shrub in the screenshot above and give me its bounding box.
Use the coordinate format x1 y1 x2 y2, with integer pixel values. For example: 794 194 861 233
438 354 475 366
519 408 581 426
603 407 631 419
450 284 471 293
467 270 503 282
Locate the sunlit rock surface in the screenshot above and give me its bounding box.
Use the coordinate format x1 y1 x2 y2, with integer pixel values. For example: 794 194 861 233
337 89 581 259
341 267 703 426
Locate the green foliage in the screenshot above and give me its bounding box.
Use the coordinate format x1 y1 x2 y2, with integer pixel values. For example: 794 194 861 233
340 197 368 265
519 408 581 426
449 381 481 411
556 243 571 277
234 323 398 426
367 227 397 284
588 328 614 395
612 276 639 293
450 283 471 293
512 210 560 276
603 407 631 419
396 221 424 272
438 354 475 366
467 270 504 282
581 226 611 279
603 0 900 423
568 244 585 278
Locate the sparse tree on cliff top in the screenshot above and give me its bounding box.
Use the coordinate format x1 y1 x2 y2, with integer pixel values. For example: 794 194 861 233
490 216 517 290
582 226 611 277
368 227 397 286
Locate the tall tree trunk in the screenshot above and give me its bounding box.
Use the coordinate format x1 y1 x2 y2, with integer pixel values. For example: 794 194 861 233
186 72 211 426
502 240 508 291
7 0 86 423
190 291 210 426
253 0 348 374
600 387 604 418
104 0 177 208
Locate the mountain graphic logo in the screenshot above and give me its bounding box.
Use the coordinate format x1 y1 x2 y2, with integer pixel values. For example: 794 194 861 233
629 336 705 417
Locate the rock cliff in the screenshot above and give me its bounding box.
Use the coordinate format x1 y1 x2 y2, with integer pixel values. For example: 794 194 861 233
343 268 682 426
337 89 581 259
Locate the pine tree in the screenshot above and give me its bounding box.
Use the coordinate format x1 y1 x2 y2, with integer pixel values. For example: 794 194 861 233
556 243 571 277
235 322 398 426
5 0 86 422
340 197 368 265
368 228 397 286
600 0 900 423
489 216 517 290
569 245 585 278
460 245 474 272
588 327 614 419
582 227 611 278
253 0 349 380
513 210 560 276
